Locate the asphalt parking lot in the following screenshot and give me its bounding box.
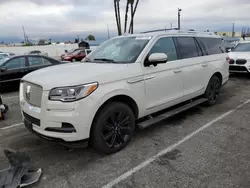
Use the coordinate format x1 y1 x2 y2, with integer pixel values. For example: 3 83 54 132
1 75 250 188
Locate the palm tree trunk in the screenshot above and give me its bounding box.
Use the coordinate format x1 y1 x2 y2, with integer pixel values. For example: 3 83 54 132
114 0 120 35
129 0 139 34
124 0 129 34
117 0 122 35
130 2 134 34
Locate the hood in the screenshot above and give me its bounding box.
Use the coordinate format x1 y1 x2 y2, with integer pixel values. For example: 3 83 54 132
22 62 129 90
229 52 250 60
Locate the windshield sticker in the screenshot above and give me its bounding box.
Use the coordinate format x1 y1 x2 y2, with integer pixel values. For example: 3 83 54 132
135 36 152 40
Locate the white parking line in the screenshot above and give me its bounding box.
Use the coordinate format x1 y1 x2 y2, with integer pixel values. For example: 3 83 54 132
102 98 250 188
2 96 19 100
0 123 23 130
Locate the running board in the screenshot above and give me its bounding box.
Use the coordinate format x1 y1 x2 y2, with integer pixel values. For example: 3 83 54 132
138 98 207 129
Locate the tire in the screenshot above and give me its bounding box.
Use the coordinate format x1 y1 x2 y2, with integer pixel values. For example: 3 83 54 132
91 102 135 154
204 76 221 106
72 58 76 62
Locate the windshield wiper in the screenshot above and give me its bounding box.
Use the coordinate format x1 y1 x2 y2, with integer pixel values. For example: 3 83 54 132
94 58 115 63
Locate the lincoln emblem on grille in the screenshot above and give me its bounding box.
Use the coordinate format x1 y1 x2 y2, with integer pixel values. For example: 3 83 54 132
26 85 31 101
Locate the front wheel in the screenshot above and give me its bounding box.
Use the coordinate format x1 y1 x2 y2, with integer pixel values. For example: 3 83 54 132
91 102 135 154
204 76 221 106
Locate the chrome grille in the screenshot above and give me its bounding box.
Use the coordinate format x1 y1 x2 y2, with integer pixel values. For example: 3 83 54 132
23 82 43 108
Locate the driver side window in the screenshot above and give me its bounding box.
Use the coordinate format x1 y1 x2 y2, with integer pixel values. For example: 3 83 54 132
5 57 26 69
148 37 177 62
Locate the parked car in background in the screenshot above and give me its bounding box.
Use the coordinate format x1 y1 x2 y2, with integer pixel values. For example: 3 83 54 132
0 55 67 90
26 50 48 56
20 30 229 154
61 49 87 62
61 48 79 59
0 52 16 58
229 41 250 73
222 37 240 52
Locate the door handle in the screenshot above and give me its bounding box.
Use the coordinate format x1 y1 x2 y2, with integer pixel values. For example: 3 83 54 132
202 64 208 67
144 75 155 80
173 69 182 73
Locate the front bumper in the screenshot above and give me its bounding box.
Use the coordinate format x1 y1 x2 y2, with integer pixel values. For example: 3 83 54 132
229 64 250 73
20 84 98 142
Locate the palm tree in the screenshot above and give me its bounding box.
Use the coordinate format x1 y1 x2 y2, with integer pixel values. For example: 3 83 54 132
129 0 139 34
117 0 122 35
124 0 130 34
129 0 134 34
114 0 120 35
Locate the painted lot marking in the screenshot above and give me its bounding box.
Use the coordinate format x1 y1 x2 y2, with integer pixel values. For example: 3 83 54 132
0 123 23 130
102 98 250 188
2 96 19 100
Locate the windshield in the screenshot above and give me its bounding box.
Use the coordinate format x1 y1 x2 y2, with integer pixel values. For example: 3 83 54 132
232 43 250 52
72 50 81 55
84 36 150 63
0 57 8 66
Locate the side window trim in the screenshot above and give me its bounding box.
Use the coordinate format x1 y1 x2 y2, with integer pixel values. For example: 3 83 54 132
173 37 182 60
195 37 208 55
194 37 204 56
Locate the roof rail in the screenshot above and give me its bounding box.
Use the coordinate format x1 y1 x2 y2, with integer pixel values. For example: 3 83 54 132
140 28 178 34
140 28 216 35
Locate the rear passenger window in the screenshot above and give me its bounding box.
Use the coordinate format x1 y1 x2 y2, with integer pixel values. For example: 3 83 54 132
176 37 199 59
148 37 177 62
199 38 223 55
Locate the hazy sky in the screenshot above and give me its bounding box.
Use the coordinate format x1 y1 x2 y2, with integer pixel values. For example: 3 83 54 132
0 0 249 39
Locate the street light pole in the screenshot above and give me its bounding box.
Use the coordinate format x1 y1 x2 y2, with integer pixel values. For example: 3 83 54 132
107 25 110 39
178 8 182 30
232 23 235 37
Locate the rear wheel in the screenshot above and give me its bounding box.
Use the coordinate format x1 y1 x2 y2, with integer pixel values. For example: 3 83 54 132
72 58 76 62
91 102 135 154
204 76 221 106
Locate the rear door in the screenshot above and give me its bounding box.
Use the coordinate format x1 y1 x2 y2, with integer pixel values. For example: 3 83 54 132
0 56 27 85
26 56 45 74
174 37 206 96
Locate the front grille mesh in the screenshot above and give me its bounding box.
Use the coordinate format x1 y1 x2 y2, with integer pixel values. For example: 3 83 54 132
23 82 43 108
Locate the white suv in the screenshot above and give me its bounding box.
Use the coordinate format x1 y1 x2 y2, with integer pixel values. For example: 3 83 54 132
20 30 229 154
229 41 250 73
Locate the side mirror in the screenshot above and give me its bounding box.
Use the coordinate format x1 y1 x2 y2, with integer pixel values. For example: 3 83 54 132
228 48 231 52
144 53 168 67
0 67 7 72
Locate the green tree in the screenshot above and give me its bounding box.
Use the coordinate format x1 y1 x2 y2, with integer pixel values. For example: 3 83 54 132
85 35 96 41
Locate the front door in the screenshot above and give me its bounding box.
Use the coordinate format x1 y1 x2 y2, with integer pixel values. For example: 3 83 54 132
142 37 184 112
0 57 27 88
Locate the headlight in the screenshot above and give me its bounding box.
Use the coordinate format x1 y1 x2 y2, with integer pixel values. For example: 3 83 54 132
49 82 98 102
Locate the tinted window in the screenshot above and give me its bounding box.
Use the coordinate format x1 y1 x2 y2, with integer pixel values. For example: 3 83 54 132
43 58 52 65
28 57 43 66
148 37 177 61
5 57 25 69
232 43 250 52
199 38 223 55
176 37 199 59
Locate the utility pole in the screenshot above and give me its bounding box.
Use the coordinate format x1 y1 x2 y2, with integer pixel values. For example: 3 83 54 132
107 25 110 39
170 23 173 29
232 23 235 37
22 25 27 44
178 8 182 30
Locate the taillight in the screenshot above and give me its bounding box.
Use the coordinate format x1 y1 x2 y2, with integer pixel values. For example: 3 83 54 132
226 56 230 63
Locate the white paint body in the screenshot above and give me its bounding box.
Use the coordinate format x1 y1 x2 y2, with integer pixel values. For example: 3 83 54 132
20 32 229 142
